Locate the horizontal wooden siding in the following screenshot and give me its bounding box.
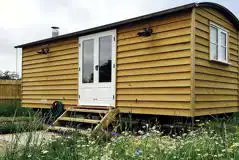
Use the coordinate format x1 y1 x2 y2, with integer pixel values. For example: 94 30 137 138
116 10 193 116
22 38 79 109
194 7 239 116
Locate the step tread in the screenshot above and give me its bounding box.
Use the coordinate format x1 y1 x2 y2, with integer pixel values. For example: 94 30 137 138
59 117 101 124
68 108 108 114
48 126 91 135
48 126 76 132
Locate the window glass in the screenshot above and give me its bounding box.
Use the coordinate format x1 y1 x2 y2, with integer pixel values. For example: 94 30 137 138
220 46 227 61
210 26 218 44
210 43 217 60
221 32 226 46
99 35 112 82
82 39 94 83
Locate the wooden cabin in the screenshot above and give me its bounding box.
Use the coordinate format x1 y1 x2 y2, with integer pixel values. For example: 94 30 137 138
15 2 239 130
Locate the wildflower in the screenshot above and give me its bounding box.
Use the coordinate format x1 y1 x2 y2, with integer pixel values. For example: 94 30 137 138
135 148 142 156
49 123 54 127
231 142 239 148
27 154 32 158
218 154 223 157
227 148 233 153
203 153 209 157
111 132 120 137
152 125 156 130
182 133 187 137
42 150 49 154
195 119 200 122
195 149 200 152
197 123 205 127
138 130 144 135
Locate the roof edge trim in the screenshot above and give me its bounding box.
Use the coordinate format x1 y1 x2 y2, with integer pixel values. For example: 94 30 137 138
197 2 239 30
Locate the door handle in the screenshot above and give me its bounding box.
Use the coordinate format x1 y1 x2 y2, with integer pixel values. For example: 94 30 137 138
95 65 99 71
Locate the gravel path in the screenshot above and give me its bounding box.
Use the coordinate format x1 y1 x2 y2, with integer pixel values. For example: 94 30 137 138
0 139 7 155
0 131 60 156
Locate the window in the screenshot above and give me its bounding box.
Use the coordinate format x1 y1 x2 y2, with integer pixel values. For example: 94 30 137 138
210 22 228 63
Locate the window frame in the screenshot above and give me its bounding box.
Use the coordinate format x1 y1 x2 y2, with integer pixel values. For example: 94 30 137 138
209 22 229 64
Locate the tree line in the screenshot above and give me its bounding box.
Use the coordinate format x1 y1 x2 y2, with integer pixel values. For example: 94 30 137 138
0 70 20 80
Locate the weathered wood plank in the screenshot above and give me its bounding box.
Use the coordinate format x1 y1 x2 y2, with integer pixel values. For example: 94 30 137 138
117 87 190 95
117 65 191 76
117 72 190 82
117 80 190 88
117 101 191 109
117 94 190 101
117 57 191 70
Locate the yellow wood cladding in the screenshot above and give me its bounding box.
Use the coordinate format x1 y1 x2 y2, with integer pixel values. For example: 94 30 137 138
194 7 239 115
22 38 79 109
116 10 192 116
21 6 239 117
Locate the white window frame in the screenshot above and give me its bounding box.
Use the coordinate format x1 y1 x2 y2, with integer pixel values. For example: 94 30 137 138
210 22 229 64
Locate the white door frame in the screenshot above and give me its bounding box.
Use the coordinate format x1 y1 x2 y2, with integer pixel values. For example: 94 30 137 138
78 29 116 107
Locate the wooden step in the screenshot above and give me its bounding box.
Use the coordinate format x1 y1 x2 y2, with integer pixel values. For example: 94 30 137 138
92 108 119 135
68 108 108 114
48 126 76 132
48 126 91 135
59 117 101 124
48 107 119 135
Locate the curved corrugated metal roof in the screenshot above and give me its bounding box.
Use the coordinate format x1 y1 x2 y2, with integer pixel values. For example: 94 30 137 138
15 2 239 48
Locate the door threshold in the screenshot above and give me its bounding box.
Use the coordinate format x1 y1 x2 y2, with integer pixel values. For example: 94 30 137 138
78 105 113 110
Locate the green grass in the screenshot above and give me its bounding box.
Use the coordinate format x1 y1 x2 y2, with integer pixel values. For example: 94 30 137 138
0 115 239 160
0 117 43 134
0 105 42 134
0 117 32 123
0 106 34 117
0 99 21 108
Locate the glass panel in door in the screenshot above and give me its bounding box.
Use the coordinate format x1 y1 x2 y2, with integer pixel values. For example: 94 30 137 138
99 35 112 82
82 39 94 83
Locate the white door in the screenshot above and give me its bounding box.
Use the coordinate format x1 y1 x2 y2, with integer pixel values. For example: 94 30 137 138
79 30 116 107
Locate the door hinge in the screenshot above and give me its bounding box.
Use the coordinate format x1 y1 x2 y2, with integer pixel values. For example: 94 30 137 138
79 43 81 47
78 95 80 99
113 95 114 100
113 36 116 41
79 67 80 71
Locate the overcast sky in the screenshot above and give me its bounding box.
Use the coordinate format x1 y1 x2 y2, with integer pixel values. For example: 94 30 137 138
0 0 238 75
